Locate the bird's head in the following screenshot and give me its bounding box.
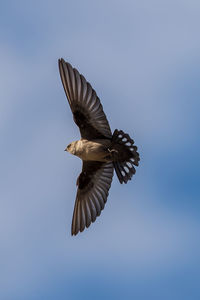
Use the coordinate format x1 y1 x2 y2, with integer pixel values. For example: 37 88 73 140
65 142 76 155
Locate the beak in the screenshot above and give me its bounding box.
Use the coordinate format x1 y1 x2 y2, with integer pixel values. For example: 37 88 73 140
64 147 68 152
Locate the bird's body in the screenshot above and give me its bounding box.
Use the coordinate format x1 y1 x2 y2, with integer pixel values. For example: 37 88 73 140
67 138 136 163
67 139 111 162
58 58 140 235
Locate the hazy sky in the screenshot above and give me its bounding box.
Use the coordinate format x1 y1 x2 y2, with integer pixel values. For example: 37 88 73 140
1 1 200 299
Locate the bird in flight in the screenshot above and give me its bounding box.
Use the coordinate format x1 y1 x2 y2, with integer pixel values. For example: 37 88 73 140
58 58 140 235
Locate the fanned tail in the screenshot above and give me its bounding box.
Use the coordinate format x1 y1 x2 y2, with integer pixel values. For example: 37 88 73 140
112 129 140 184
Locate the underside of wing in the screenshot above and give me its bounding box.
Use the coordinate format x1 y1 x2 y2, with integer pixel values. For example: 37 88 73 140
71 161 114 235
58 58 112 140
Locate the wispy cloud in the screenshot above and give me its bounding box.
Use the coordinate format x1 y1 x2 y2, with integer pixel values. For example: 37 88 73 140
1 0 200 299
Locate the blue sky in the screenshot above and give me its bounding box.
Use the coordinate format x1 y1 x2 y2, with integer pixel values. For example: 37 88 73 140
1 1 200 299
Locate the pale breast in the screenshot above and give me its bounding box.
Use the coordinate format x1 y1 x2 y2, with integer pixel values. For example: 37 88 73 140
75 139 111 161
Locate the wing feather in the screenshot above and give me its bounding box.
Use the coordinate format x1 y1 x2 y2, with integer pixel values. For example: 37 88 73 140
88 196 97 223
84 199 91 228
58 58 112 139
71 161 114 235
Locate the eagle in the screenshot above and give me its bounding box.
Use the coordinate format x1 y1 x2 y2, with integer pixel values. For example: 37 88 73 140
58 58 140 235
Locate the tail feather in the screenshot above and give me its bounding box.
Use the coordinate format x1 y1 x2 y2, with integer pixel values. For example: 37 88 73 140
112 129 140 184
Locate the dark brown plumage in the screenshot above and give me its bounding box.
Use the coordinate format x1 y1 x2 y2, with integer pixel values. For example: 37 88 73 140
58 58 140 235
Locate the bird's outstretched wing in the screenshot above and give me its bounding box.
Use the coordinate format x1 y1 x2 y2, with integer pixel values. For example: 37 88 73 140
58 58 112 140
71 161 114 235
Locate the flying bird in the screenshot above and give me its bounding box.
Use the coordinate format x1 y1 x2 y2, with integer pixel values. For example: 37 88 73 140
58 58 140 235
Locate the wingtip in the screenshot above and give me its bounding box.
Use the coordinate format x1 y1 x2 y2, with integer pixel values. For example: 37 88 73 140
58 57 66 65
58 58 74 73
71 229 78 236
71 222 79 236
